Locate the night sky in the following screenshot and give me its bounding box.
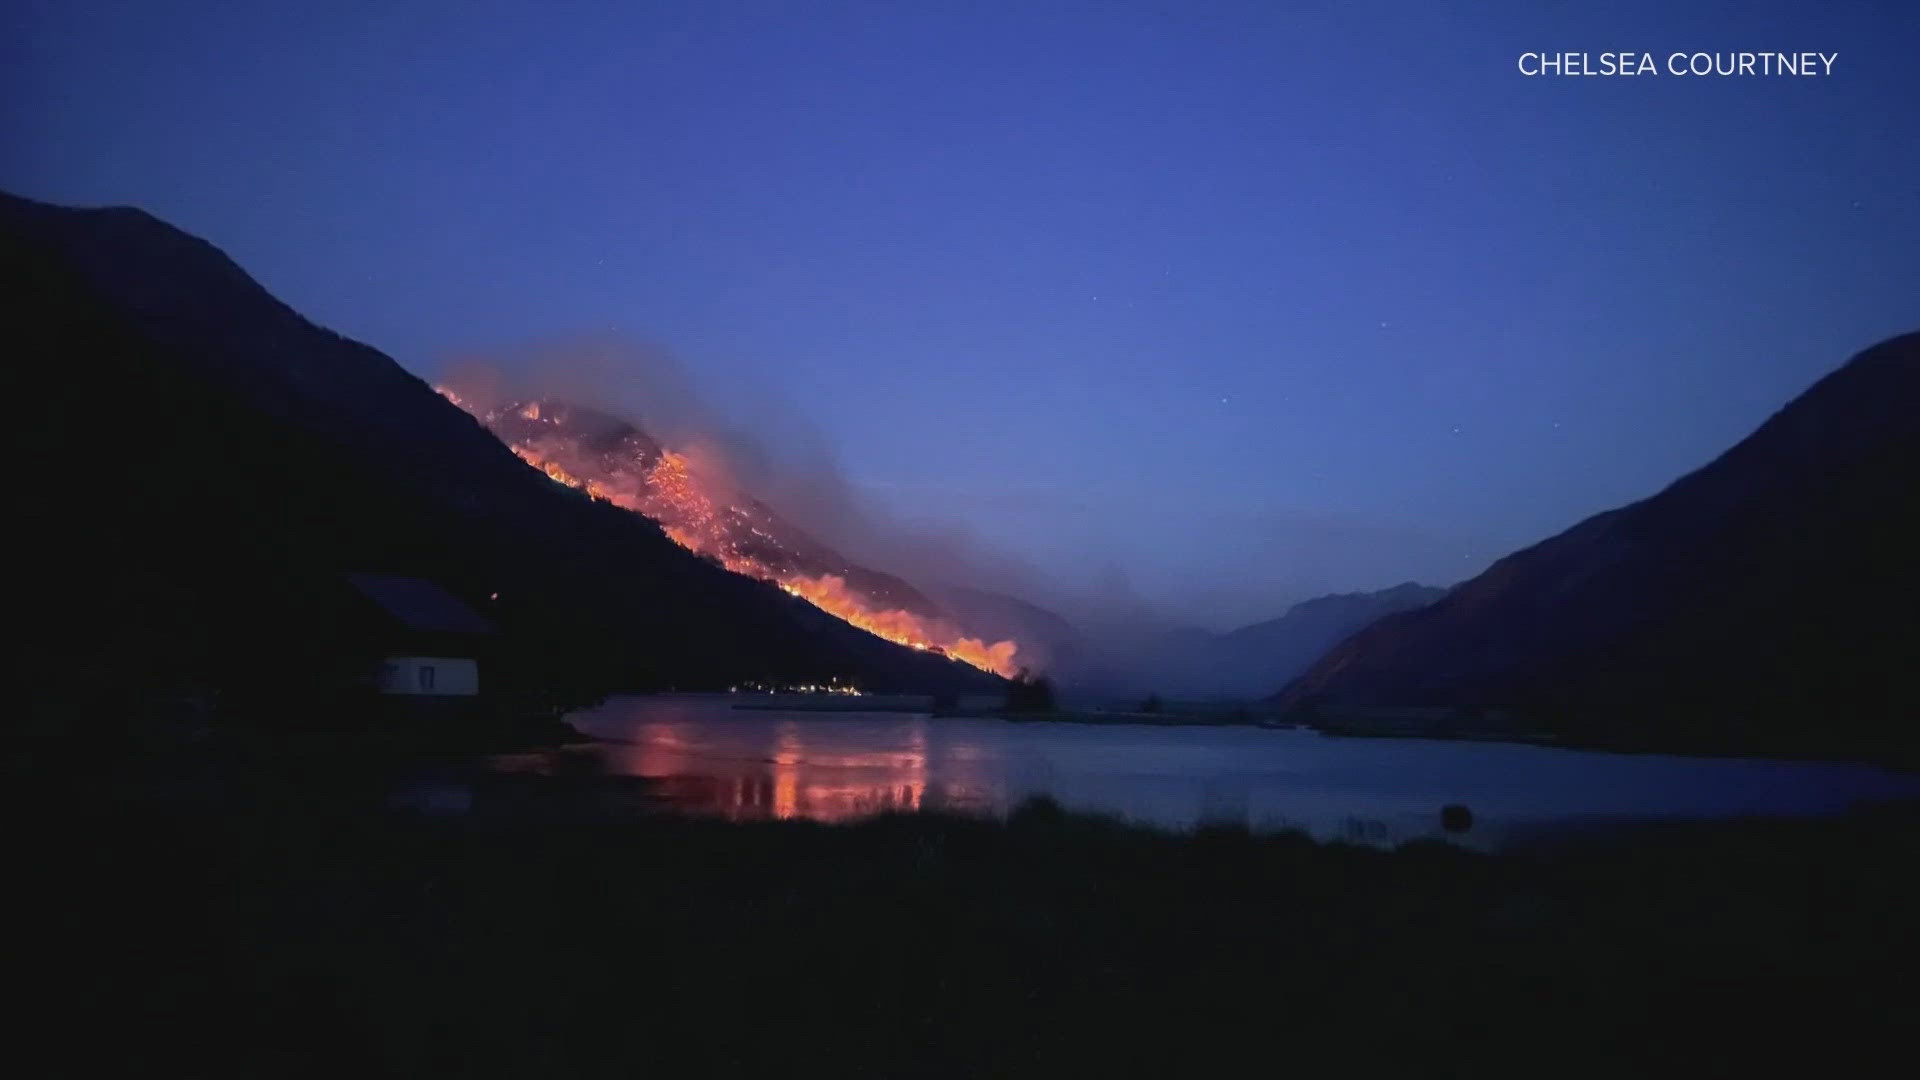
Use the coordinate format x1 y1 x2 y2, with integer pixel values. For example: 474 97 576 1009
8 1 1916 627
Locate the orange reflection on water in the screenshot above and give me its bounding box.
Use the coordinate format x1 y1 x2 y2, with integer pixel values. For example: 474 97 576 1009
594 716 967 822
772 724 802 819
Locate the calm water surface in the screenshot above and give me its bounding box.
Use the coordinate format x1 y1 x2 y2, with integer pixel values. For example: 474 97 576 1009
530 695 1920 847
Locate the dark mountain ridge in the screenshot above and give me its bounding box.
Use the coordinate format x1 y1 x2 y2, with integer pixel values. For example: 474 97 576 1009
1275 333 1920 762
6 193 997 738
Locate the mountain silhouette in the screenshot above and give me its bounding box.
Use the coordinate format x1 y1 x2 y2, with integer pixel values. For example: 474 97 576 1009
6 192 998 737
1061 583 1444 699
1274 333 1920 761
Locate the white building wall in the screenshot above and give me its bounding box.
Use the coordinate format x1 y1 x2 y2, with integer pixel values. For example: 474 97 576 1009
378 656 480 696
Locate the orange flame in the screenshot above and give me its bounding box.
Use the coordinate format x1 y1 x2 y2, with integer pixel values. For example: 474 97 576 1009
778 573 1018 675
441 388 1020 677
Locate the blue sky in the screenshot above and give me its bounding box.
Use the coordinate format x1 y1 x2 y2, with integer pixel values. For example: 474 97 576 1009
8 1 1916 626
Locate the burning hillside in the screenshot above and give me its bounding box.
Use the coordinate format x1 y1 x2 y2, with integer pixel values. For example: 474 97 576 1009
440 389 1020 676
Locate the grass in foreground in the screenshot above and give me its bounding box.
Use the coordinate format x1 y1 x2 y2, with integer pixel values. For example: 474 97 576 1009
11 759 1919 1076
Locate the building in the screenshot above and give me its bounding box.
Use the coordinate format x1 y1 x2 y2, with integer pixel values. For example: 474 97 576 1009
342 572 496 718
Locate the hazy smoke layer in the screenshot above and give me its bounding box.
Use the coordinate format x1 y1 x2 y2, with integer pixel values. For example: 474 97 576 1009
435 337 1128 660
435 335 1462 694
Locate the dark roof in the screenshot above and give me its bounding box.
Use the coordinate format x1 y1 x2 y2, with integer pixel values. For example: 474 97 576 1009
343 572 496 635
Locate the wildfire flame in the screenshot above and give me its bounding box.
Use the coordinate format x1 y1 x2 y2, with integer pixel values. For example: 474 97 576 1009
441 387 1020 677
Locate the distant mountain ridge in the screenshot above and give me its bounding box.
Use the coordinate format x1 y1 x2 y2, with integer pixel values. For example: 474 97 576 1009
1059 583 1445 699
1274 332 1920 762
1225 583 1447 690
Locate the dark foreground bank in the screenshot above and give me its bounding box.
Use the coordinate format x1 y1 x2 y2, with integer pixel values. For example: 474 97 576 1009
13 759 1919 1078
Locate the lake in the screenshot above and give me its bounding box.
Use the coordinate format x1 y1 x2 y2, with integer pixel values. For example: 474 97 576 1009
501 694 1920 847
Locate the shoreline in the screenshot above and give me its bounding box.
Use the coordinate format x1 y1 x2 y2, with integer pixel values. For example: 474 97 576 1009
592 691 1920 770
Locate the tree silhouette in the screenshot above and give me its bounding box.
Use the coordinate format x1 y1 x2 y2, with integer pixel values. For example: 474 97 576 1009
1004 669 1057 714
